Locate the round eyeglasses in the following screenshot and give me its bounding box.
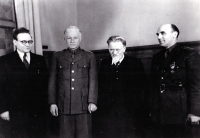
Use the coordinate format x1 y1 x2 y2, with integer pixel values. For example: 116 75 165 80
19 40 33 45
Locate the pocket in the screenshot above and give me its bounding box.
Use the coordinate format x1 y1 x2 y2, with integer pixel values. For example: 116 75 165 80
77 62 89 78
58 63 70 79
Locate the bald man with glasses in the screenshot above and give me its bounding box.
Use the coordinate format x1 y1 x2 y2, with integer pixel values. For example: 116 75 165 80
0 27 48 138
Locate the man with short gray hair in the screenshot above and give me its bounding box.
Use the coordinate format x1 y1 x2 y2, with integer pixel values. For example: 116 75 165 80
48 26 98 138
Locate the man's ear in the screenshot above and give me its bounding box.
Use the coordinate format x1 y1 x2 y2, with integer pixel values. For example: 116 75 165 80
173 31 178 38
123 46 126 53
13 40 17 45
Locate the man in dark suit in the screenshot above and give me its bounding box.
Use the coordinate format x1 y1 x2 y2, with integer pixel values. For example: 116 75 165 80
48 26 98 138
150 24 200 137
0 27 48 138
96 36 147 138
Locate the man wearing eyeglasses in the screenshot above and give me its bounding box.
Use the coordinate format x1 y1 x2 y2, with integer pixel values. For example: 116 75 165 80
0 27 48 137
95 36 147 137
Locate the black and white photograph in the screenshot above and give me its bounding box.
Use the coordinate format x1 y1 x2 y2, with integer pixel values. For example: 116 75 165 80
0 0 200 137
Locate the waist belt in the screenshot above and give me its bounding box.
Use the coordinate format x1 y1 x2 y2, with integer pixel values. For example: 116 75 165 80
160 84 185 93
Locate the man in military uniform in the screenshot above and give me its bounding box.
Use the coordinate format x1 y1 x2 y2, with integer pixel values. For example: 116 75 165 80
48 26 98 138
150 24 200 137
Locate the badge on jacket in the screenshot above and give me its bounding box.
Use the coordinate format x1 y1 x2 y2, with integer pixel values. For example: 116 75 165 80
170 62 175 69
170 62 175 73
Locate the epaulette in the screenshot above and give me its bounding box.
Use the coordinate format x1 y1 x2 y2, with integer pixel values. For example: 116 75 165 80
181 46 194 51
84 49 93 54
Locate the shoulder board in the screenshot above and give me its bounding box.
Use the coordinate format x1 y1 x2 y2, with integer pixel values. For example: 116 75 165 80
181 46 194 51
84 49 93 54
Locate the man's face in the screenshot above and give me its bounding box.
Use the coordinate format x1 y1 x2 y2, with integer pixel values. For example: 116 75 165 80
13 33 33 53
108 41 126 58
65 29 81 50
156 24 177 48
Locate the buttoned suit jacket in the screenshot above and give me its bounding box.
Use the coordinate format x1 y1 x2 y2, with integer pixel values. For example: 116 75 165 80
0 51 48 119
151 44 200 124
48 48 98 114
98 56 146 118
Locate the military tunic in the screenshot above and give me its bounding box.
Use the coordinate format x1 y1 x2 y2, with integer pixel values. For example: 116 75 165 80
48 48 98 114
48 48 98 138
151 44 200 124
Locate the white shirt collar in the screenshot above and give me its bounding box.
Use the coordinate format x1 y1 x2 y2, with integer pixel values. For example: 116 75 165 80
17 50 30 64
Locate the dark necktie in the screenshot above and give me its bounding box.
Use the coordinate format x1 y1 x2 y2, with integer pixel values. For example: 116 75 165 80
23 53 29 69
71 51 75 59
165 49 169 58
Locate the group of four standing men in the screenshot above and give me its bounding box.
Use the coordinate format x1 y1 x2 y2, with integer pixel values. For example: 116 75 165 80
0 24 200 138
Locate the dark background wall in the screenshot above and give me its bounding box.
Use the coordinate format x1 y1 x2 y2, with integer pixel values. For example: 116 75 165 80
44 41 200 81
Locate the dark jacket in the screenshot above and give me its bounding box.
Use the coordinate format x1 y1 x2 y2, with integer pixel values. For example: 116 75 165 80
48 48 98 114
98 56 147 118
0 51 48 115
151 44 200 124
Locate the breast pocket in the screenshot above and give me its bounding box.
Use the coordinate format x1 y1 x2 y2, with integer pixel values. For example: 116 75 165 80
168 60 186 81
58 63 70 79
77 62 89 78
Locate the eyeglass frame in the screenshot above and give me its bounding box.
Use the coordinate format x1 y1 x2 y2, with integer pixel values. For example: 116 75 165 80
19 40 34 45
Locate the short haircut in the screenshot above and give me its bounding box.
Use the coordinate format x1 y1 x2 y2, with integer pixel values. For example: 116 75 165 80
107 36 126 46
13 27 30 40
64 26 81 35
171 24 179 38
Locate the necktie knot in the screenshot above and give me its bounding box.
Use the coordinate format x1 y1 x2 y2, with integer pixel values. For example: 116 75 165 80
23 53 27 58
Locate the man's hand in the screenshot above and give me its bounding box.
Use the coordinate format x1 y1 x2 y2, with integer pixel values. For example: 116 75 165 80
187 114 200 125
0 111 10 121
88 103 97 113
50 104 58 116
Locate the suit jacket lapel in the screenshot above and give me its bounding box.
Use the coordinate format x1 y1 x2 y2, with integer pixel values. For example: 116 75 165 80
29 52 37 70
13 51 25 66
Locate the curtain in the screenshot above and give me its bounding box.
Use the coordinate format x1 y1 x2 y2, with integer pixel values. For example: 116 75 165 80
14 0 43 55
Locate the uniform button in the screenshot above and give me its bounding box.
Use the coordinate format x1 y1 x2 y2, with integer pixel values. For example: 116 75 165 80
72 79 75 81
71 87 74 90
72 70 74 73
161 70 165 73
116 78 118 80
116 71 118 72
161 77 164 79
72 62 74 64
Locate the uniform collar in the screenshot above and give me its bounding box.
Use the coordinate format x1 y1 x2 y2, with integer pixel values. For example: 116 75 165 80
166 43 177 53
